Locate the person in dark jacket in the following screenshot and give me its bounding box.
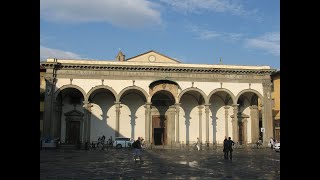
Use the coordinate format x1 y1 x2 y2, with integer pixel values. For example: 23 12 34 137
226 137 235 160
223 137 228 159
132 137 142 162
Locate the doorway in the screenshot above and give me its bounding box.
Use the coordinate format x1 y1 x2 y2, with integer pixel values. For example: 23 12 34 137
66 121 80 144
152 115 167 145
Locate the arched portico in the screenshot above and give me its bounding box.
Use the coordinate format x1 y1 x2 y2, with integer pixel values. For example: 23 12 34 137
208 88 236 104
150 90 176 145
86 85 117 102
235 89 263 145
55 84 86 101
208 89 235 144
179 88 207 145
118 86 149 140
118 86 149 103
55 86 86 144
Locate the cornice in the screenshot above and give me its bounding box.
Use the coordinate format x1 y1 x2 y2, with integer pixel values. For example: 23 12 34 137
41 62 276 75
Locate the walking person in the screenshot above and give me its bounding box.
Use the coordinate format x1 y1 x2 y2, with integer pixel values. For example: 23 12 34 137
196 137 201 151
269 137 275 149
223 137 228 159
132 137 143 162
226 137 235 160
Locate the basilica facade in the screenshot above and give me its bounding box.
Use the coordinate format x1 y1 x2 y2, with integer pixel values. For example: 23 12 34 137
41 50 275 146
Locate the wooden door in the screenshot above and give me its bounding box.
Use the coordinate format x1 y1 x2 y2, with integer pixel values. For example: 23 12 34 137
66 121 80 144
152 115 167 145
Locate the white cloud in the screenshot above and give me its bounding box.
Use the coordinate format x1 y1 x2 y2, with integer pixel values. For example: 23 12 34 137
187 25 243 41
160 0 257 16
40 46 83 61
40 0 162 27
187 25 221 40
245 32 280 56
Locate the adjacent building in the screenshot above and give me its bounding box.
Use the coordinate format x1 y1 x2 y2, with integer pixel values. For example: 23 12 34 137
271 71 280 142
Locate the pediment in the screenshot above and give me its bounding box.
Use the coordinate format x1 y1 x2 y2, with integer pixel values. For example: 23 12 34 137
64 109 84 117
126 50 181 64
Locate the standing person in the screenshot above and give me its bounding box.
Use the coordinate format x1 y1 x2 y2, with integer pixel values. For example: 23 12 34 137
227 137 235 160
269 137 275 149
196 137 201 151
223 137 228 159
132 137 142 162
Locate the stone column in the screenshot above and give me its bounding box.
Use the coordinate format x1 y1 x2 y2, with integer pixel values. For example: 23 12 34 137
250 105 259 143
175 103 181 142
198 105 204 142
51 100 57 138
205 104 210 145
144 102 152 143
262 79 273 145
168 106 176 145
224 106 230 137
114 102 121 137
43 78 55 139
242 119 248 145
232 104 239 142
54 102 63 139
83 101 92 143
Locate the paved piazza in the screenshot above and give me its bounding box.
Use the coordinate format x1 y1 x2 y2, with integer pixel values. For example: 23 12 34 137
40 147 280 179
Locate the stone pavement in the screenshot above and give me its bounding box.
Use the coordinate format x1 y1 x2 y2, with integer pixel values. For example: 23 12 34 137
40 147 280 180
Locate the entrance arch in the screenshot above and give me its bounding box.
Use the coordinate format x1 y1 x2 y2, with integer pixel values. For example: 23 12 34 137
151 90 175 145
236 91 262 145
55 87 86 144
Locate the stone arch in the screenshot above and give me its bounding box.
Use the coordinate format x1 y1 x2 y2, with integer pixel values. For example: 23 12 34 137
150 90 176 104
178 87 208 104
208 88 236 105
86 85 117 102
55 84 86 100
235 89 263 105
118 86 149 102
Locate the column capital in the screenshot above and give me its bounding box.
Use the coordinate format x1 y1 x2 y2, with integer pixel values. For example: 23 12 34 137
82 101 92 111
114 102 122 110
114 101 121 105
83 100 90 105
224 106 230 109
250 105 258 109
205 104 210 112
198 105 204 109
232 104 239 107
144 102 152 109
175 103 181 106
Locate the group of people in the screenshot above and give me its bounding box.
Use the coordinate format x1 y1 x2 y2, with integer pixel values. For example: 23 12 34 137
132 137 145 162
223 137 235 160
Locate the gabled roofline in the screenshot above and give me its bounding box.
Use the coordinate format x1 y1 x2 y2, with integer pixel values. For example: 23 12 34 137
126 50 181 63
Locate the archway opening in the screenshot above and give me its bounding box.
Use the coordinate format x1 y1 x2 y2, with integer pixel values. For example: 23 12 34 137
151 90 175 145
208 91 233 144
236 92 261 145
119 89 147 140
179 90 205 145
56 88 85 144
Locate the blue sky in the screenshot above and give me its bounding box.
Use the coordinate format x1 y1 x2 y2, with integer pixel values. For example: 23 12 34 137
40 0 280 70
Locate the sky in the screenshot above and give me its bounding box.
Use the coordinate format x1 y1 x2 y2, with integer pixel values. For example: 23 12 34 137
40 0 280 70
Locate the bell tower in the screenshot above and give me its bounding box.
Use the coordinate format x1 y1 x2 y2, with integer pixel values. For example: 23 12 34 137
116 50 125 61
